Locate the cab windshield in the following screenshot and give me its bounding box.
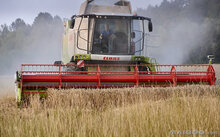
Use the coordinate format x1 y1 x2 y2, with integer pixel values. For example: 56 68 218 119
92 18 131 55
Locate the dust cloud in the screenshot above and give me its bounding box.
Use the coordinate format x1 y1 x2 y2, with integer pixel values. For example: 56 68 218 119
0 13 63 96
137 0 215 65
147 19 212 64
0 76 14 97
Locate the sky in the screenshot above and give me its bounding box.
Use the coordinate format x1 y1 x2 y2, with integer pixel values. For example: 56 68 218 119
0 0 163 25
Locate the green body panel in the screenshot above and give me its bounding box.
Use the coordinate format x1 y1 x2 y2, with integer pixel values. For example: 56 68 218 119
73 54 156 64
72 54 157 72
131 56 157 71
16 83 21 103
74 54 91 60
131 56 149 62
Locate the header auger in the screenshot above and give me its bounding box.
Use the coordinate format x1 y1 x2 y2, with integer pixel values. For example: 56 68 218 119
15 0 216 103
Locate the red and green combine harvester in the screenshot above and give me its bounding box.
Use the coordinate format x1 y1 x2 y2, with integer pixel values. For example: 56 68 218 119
15 0 216 103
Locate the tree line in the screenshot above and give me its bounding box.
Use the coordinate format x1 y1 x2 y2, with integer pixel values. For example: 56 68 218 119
137 0 220 64
0 12 63 75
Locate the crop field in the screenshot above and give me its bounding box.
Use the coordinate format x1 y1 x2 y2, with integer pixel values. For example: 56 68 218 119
0 86 219 137
0 65 219 137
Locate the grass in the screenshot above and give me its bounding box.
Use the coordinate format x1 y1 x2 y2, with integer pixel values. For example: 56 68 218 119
0 86 220 137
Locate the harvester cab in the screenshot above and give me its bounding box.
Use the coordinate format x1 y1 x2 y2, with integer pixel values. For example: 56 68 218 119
15 0 216 103
61 0 154 66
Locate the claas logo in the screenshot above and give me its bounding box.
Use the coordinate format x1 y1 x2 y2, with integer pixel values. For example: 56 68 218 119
103 57 120 61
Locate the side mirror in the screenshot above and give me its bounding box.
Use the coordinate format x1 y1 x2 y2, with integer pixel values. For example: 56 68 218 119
131 32 136 39
70 19 75 29
207 55 215 60
148 21 153 32
207 55 215 64
70 15 76 29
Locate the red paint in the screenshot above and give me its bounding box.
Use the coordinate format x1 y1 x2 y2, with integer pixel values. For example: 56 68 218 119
20 64 216 93
77 60 85 67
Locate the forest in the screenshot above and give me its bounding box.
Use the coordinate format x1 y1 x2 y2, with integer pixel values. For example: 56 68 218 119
137 0 220 64
0 13 63 75
0 0 219 75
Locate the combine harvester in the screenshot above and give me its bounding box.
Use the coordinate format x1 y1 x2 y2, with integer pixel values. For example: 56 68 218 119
15 0 216 102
